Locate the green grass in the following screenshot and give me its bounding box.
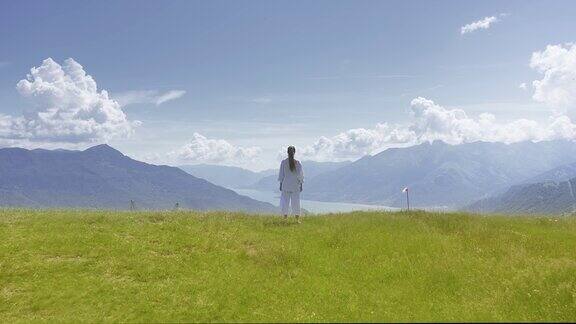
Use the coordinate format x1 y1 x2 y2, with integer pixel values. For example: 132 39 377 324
1 209 576 322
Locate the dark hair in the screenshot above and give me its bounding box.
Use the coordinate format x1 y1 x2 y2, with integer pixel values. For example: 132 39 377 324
287 146 296 172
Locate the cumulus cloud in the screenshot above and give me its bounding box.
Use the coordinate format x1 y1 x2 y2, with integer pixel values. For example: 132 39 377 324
301 124 414 161
0 58 138 145
304 43 576 161
461 15 500 35
407 97 556 143
302 97 576 161
529 43 576 110
169 133 262 165
115 89 186 106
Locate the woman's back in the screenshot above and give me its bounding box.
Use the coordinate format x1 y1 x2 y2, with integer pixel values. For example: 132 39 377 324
278 158 304 192
278 146 304 220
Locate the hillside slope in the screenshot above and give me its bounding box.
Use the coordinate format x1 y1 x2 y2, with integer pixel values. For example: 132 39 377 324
525 161 576 184
178 164 270 189
467 178 576 214
0 145 275 212
1 209 575 322
305 140 576 207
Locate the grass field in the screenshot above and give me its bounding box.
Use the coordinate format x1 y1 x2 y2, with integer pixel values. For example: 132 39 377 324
1 209 576 322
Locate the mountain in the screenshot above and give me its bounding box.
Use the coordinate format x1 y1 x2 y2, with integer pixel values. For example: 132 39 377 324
465 159 576 214
524 161 576 184
178 164 271 189
0 145 276 212
466 178 576 214
304 140 576 208
247 160 351 191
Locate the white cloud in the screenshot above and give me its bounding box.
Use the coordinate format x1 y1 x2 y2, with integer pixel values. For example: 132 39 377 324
529 43 576 110
301 124 414 161
303 43 576 161
302 97 576 161
461 16 500 35
169 133 262 165
407 97 554 143
155 90 186 105
1 58 138 145
115 89 186 106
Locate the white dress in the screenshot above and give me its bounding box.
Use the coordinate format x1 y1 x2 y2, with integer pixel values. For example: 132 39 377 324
277 158 304 215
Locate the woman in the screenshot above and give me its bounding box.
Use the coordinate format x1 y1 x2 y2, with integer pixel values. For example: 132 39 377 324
277 146 304 222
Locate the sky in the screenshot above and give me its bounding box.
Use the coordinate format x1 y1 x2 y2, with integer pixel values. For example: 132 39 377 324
1 0 576 170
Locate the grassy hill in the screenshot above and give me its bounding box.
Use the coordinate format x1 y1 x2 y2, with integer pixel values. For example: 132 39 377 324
1 209 575 322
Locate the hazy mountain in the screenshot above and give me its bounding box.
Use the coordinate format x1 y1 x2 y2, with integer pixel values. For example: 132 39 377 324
465 159 576 214
304 140 576 208
247 160 351 191
524 161 576 184
0 145 276 212
178 164 272 189
466 179 576 214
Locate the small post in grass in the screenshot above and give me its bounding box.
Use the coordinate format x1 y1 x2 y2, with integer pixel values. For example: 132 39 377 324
402 187 409 211
130 200 135 211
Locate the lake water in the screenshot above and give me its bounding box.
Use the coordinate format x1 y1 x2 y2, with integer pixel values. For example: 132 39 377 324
233 188 399 214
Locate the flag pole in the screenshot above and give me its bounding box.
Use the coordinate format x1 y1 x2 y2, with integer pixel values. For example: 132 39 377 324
406 189 410 211
402 187 410 211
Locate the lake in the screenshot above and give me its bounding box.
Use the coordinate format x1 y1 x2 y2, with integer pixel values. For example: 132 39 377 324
233 188 399 214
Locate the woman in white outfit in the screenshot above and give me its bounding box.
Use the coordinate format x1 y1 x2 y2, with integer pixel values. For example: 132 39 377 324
278 146 304 221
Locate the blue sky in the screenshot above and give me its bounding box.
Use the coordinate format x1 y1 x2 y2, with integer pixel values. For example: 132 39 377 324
1 0 576 170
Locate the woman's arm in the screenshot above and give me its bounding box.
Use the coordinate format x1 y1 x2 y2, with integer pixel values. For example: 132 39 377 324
277 160 284 191
298 162 304 191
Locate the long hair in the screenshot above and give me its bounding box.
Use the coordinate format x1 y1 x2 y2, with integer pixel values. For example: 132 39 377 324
287 146 296 172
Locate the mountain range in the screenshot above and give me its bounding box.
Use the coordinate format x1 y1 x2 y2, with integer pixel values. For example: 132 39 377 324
303 140 576 208
0 145 276 212
4 140 576 214
179 160 350 191
466 160 576 214
178 164 275 189
466 178 576 214
246 160 351 192
523 161 576 184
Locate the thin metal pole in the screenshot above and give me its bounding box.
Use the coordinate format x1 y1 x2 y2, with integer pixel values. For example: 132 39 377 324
406 190 410 211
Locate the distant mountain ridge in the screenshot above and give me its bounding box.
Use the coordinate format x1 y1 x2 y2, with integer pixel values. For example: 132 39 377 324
465 159 576 214
178 164 273 189
524 161 576 184
466 178 576 214
303 140 576 208
0 145 276 212
179 160 351 191
247 160 351 192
